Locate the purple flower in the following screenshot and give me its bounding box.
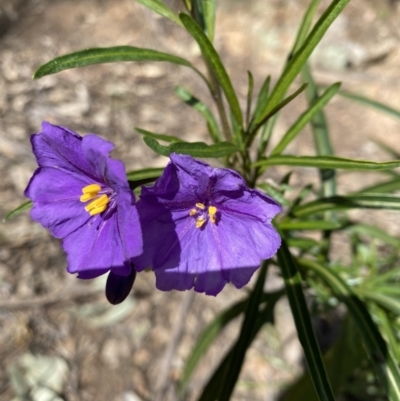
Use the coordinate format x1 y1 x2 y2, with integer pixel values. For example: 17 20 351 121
134 153 282 296
24 122 143 280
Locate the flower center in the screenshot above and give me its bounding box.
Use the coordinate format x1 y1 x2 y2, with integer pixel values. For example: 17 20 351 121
80 184 110 216
189 202 218 228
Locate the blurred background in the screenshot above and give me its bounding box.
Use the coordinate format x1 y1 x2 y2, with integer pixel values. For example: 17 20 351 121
1 0 400 400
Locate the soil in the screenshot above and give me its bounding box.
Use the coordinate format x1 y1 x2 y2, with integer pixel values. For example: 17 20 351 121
1 0 400 400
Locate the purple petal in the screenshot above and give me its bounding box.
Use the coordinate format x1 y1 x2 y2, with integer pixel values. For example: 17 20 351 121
116 190 143 259
25 167 91 238
64 212 131 276
31 123 96 179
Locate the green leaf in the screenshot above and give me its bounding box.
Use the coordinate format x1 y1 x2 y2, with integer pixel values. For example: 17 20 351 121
132 0 182 25
356 177 400 194
252 75 270 126
300 258 400 400
357 290 400 316
217 262 270 401
142 136 238 158
246 71 254 128
197 287 284 401
291 0 322 54
135 127 182 143
126 167 164 181
202 0 216 42
3 201 32 221
277 241 335 401
33 46 194 79
254 155 400 171
302 64 336 200
292 194 400 217
278 220 342 231
280 317 366 401
338 90 400 121
254 0 350 126
250 83 308 135
346 224 400 248
179 299 247 395
271 83 340 156
179 13 243 126
174 86 222 142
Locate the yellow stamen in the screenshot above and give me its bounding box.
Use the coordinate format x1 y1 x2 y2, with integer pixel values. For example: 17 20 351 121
208 206 217 224
82 184 101 194
196 217 206 228
85 194 110 216
80 184 101 203
189 209 197 216
196 202 205 210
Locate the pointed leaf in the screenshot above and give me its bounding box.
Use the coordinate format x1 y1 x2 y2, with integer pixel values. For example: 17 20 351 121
271 83 340 156
250 83 308 134
132 0 183 25
174 86 222 142
254 155 400 171
292 194 400 217
142 136 238 158
34 46 194 79
179 13 243 126
135 127 182 143
254 0 351 126
278 220 342 231
4 201 32 221
252 75 271 125
126 167 165 181
278 242 335 401
338 90 400 121
300 258 400 400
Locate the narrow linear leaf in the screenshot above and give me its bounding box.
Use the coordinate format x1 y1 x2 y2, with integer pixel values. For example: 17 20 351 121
180 299 248 395
303 64 337 205
291 0 322 54
217 263 270 401
338 90 400 121
277 241 335 401
202 0 216 42
34 46 194 79
250 83 308 135
287 238 323 250
300 258 400 399
375 308 400 361
142 136 238 158
135 127 182 143
356 177 400 194
179 13 243 126
346 224 400 248
142 136 171 157
4 201 32 221
271 82 340 156
254 0 350 126
254 155 400 171
372 139 400 161
174 86 222 142
278 220 342 231
171 141 238 158
252 75 271 126
197 286 284 401
132 0 183 25
127 167 165 182
246 71 254 128
292 194 400 217
357 290 400 316
180 290 279 396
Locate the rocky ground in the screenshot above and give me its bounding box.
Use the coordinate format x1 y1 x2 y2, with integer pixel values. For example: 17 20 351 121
1 0 400 400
